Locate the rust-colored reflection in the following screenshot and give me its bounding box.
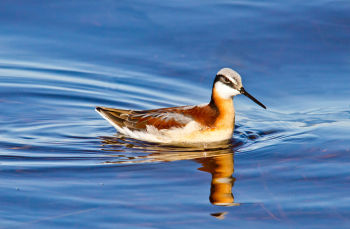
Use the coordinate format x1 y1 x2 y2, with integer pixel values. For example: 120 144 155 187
99 136 238 207
197 153 237 206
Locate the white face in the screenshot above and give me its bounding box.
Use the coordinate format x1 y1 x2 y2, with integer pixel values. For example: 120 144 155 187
214 81 241 99
213 68 244 99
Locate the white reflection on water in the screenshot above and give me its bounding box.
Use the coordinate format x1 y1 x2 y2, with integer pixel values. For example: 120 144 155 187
100 136 239 209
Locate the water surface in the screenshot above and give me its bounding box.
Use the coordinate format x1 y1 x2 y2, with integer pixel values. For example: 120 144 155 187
1 0 350 228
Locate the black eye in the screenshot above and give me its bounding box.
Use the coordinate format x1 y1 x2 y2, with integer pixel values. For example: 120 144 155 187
221 76 230 84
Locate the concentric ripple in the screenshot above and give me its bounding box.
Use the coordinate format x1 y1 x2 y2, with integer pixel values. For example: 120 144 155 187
0 59 339 168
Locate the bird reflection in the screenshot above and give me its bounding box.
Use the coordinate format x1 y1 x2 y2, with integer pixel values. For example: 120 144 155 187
99 136 240 209
196 154 238 206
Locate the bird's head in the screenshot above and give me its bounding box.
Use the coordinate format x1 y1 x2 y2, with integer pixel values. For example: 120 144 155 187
213 68 266 109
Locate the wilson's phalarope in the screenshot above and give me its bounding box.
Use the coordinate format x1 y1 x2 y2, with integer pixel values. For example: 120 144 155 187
96 68 266 144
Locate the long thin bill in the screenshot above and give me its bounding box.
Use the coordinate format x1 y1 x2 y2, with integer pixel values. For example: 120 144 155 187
240 87 266 109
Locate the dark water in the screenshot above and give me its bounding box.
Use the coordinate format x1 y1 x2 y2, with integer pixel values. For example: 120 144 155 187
1 0 350 228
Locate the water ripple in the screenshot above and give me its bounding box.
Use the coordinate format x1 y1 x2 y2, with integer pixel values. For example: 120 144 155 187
0 60 349 169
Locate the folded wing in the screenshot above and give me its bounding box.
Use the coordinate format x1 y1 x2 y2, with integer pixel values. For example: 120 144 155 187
96 104 219 132
96 106 193 131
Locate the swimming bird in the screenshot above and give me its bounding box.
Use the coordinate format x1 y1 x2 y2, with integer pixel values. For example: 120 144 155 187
96 68 266 144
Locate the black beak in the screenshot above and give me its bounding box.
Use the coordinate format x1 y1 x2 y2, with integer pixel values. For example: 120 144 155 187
240 87 266 109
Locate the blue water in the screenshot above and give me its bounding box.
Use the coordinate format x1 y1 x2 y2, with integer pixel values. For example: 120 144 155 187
1 1 350 228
